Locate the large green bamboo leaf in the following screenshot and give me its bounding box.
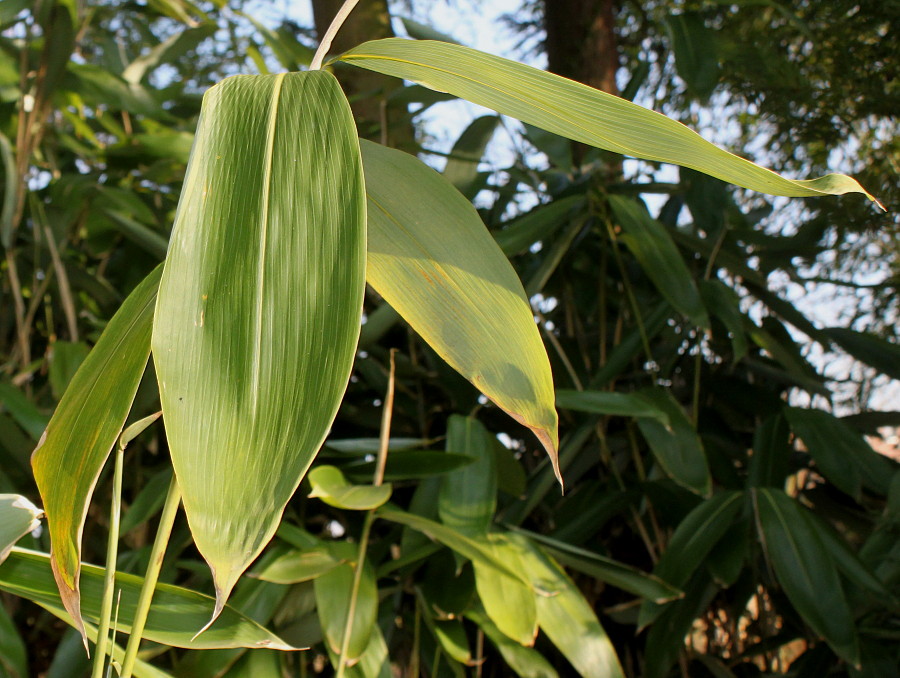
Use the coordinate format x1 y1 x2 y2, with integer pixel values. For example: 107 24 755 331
0 548 294 650
755 489 860 666
338 39 880 206
472 534 537 646
31 264 161 639
360 140 560 482
152 71 366 617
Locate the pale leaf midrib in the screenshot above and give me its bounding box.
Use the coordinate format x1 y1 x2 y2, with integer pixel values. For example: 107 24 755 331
251 73 286 412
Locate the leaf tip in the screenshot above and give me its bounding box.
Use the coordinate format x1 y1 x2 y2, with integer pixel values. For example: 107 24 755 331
50 553 88 652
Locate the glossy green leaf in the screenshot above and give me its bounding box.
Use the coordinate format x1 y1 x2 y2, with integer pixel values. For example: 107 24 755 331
31 264 161 638
635 388 711 495
252 547 342 585
609 196 709 328
755 489 860 666
0 495 42 564
439 415 497 536
338 39 880 206
307 465 392 511
0 548 295 650
467 607 558 678
152 71 366 615
638 491 743 628
785 407 895 498
509 533 625 678
556 389 670 426
313 544 377 661
472 534 537 646
360 139 560 482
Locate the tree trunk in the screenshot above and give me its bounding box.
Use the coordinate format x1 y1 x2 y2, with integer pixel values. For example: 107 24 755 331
544 0 619 95
311 0 415 150
543 0 619 168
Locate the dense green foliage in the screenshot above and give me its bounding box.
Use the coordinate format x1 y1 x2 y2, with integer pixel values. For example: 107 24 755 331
1 1 898 676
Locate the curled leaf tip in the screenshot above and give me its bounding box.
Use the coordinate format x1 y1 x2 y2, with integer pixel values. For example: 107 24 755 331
51 554 88 651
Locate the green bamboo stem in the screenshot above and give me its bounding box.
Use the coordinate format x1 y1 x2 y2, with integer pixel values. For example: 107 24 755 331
310 0 363 71
335 350 396 677
120 475 181 678
91 445 124 678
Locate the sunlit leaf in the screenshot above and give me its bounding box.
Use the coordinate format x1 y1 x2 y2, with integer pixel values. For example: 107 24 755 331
509 533 625 678
338 39 881 206
32 264 161 639
252 547 342 585
360 139 560 482
0 548 295 650
467 607 558 678
307 466 392 511
472 534 537 646
152 71 366 616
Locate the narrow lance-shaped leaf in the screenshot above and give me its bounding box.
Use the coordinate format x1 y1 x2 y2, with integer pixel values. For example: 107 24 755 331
32 264 161 642
0 548 294 651
338 39 881 207
152 71 366 618
755 489 860 666
360 140 560 482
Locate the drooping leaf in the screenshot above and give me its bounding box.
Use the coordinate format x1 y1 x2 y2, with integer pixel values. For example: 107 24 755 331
472 534 537 646
307 466 392 511
635 388 711 495
0 548 295 650
338 39 880 206
152 71 366 616
755 489 860 666
509 533 625 678
32 264 161 639
438 415 497 537
0 494 42 564
313 544 377 661
510 527 682 604
467 607 559 678
360 139 560 482
609 195 709 328
785 407 895 498
252 547 342 585
638 491 743 628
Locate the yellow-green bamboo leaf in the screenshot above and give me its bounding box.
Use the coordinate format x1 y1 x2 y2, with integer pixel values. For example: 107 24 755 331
152 71 366 619
31 265 161 642
340 40 881 207
0 548 295 651
360 140 560 482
